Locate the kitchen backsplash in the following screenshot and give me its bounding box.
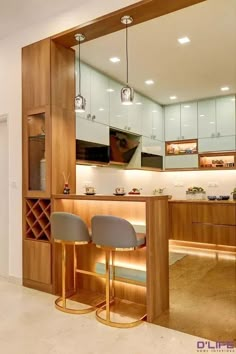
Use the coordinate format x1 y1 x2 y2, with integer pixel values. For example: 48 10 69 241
76 165 236 199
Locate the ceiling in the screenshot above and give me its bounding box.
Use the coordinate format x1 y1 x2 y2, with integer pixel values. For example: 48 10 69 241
76 0 236 105
0 0 88 40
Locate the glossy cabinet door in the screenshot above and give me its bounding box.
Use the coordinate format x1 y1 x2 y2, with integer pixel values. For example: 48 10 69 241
109 79 128 131
198 136 236 152
164 104 181 141
141 97 154 138
152 102 164 141
198 99 216 138
180 102 197 139
142 136 164 156
165 154 198 169
216 95 235 137
76 117 109 145
127 92 143 135
76 62 91 119
90 69 110 125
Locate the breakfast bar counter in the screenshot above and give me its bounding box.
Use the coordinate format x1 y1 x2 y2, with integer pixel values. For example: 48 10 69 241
52 194 169 322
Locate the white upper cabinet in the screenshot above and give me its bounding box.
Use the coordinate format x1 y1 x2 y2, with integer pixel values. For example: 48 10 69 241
164 104 181 141
152 102 164 141
90 70 110 125
141 97 153 138
76 62 109 125
180 102 197 139
127 92 143 135
142 136 164 156
141 98 164 140
109 79 128 131
216 95 235 137
76 117 109 145
198 99 216 138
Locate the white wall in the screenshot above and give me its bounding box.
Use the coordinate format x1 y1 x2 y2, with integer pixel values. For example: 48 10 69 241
0 119 9 276
0 0 140 279
76 165 236 199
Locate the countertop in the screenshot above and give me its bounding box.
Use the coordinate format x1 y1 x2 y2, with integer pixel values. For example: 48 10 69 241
169 199 236 204
53 194 168 202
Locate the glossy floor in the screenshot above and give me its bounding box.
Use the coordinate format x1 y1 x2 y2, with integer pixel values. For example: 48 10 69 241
0 277 202 354
155 250 236 342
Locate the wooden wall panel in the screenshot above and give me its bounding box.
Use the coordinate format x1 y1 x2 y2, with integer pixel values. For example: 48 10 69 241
22 39 51 110
23 240 51 284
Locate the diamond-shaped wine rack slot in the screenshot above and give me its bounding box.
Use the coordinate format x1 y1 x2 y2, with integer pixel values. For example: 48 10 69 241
25 199 51 241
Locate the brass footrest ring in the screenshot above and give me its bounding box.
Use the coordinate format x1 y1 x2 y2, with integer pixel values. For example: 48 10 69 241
95 305 145 328
55 297 95 315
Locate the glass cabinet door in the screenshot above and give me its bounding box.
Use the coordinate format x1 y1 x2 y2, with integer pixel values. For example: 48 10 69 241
27 112 46 191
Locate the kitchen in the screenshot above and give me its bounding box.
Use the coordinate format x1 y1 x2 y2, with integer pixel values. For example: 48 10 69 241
22 0 236 343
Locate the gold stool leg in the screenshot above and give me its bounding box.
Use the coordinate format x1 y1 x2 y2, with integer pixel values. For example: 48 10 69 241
105 249 111 321
62 242 66 308
55 242 95 315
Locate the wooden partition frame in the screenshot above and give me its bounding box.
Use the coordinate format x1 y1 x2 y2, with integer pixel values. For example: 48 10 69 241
22 0 206 297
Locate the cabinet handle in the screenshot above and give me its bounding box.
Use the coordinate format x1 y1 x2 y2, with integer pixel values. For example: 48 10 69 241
92 115 96 120
124 126 127 130
217 132 220 137
87 114 91 119
211 133 215 138
128 127 131 130
153 134 156 139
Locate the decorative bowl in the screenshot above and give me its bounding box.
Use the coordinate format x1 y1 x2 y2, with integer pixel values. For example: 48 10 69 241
207 196 216 201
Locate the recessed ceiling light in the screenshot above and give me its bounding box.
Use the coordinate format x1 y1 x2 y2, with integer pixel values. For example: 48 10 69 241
145 79 154 85
170 96 177 100
107 88 114 92
221 86 229 91
109 57 120 63
136 102 142 105
178 36 190 44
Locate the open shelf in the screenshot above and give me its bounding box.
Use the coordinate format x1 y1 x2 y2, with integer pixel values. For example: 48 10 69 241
25 199 51 241
166 139 198 156
199 152 235 170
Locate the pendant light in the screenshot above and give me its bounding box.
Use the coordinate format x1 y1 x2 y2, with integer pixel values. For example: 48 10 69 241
121 15 134 105
75 33 86 112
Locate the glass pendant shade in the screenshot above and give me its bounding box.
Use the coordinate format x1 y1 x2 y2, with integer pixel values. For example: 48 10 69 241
74 33 86 113
75 94 86 112
121 16 134 106
121 85 134 105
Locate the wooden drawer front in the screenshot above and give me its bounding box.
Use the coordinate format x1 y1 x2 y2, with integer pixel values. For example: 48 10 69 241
192 223 216 244
215 225 236 246
192 204 236 225
23 240 51 284
169 203 192 241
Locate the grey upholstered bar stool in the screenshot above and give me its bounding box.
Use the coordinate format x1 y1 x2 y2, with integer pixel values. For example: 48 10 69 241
91 215 146 328
51 212 93 314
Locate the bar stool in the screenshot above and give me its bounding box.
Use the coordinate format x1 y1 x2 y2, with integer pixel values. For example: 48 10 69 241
51 212 94 314
91 215 146 328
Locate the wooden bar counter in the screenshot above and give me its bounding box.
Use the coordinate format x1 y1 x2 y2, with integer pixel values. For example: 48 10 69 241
52 194 169 322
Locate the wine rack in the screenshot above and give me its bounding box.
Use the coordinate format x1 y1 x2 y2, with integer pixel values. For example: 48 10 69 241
25 199 51 241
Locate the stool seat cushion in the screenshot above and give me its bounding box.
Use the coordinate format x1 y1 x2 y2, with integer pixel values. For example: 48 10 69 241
92 215 146 249
51 212 90 243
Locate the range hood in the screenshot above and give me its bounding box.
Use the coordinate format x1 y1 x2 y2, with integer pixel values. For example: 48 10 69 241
109 129 140 164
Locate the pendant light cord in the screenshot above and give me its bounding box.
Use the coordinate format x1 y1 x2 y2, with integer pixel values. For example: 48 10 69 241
126 22 129 85
79 39 81 95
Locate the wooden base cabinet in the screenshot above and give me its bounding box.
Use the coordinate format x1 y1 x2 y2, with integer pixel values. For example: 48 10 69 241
169 201 236 249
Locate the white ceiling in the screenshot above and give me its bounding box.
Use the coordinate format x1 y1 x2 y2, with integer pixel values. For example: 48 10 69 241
76 0 236 105
0 0 88 40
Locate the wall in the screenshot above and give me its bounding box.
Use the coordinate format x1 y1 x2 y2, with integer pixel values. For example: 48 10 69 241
0 0 140 279
76 165 236 199
0 119 9 276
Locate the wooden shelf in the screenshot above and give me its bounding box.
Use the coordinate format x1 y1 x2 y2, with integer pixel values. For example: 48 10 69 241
25 199 51 242
199 152 235 170
166 139 198 156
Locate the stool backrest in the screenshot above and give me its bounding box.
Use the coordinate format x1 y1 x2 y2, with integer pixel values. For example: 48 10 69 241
91 215 137 248
51 212 90 242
